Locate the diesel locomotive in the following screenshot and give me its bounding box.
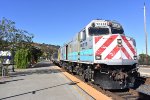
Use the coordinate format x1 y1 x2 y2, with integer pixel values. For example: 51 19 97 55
53 19 139 89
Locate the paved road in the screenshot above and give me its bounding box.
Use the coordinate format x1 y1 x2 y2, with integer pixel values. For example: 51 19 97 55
0 61 94 100
138 66 150 77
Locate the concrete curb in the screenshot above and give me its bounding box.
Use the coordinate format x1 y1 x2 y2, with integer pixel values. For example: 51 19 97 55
140 72 150 77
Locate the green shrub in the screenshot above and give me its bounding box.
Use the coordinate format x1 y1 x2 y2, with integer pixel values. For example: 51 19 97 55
14 48 31 69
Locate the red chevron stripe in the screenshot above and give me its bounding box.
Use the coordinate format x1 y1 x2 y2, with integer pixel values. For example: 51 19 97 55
95 36 103 44
96 35 118 56
121 47 132 59
121 36 136 55
105 45 120 59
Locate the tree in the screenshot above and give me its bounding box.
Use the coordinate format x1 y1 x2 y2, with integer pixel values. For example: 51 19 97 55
30 46 43 64
14 48 31 68
138 54 150 65
39 43 60 60
0 17 17 50
0 17 34 69
0 17 34 50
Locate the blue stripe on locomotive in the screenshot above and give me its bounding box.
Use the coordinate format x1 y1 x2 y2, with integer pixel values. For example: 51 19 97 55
79 49 93 62
68 52 78 61
68 49 94 62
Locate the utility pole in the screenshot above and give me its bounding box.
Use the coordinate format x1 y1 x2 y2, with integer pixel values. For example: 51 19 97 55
144 3 148 65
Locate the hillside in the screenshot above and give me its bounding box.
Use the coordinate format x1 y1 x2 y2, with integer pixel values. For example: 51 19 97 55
31 42 60 59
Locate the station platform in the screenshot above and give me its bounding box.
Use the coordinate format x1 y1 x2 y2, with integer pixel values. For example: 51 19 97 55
137 84 150 96
0 61 111 100
138 66 150 77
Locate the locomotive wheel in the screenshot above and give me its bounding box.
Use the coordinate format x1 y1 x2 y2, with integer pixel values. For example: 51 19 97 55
68 66 73 73
72 68 77 75
83 72 89 82
83 66 92 82
84 78 88 82
72 65 77 75
78 67 83 76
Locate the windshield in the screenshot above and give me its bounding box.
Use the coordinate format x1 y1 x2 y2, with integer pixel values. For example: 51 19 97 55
88 27 109 36
111 28 124 34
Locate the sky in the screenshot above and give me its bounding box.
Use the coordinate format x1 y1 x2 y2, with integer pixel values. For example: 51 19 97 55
0 0 150 54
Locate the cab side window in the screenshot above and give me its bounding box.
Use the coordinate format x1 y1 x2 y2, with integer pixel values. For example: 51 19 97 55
80 29 86 41
82 30 86 41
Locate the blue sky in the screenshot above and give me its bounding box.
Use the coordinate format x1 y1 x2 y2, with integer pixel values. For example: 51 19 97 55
1 0 150 54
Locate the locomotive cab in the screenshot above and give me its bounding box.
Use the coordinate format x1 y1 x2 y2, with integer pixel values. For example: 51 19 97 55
85 20 138 66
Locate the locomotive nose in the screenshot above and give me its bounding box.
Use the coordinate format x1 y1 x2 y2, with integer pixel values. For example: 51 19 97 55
94 34 137 65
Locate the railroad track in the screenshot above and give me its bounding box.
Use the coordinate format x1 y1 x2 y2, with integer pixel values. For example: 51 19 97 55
62 68 150 100
145 77 150 84
74 74 140 100
112 89 140 100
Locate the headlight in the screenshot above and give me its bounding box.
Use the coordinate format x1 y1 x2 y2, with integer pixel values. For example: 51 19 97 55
95 55 101 60
134 56 137 60
117 39 122 47
91 23 95 27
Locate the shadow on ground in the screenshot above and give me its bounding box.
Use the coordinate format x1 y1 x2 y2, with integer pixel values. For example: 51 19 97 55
31 62 54 68
0 81 79 100
9 62 63 77
10 68 65 77
0 79 24 84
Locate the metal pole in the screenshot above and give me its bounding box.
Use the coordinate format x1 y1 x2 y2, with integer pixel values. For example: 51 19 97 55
144 3 148 65
12 46 15 72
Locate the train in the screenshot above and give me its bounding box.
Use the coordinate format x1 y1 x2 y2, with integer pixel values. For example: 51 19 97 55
52 19 140 89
